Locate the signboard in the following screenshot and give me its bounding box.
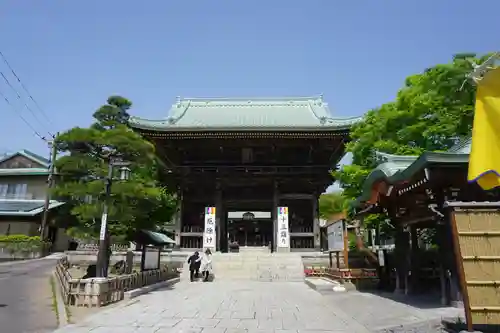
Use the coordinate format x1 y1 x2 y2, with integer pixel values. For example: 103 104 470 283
277 207 290 248
143 248 160 270
327 220 345 252
203 207 216 249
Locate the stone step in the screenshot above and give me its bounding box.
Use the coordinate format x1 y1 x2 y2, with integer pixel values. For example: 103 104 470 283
181 251 305 282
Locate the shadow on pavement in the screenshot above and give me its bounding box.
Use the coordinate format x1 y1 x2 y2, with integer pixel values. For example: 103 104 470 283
442 321 500 333
358 290 447 310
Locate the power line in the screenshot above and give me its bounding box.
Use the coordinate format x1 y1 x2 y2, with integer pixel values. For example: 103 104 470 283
0 51 55 130
0 88 48 141
0 71 53 138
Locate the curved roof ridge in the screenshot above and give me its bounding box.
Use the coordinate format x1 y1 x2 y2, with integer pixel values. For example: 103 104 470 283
166 100 191 124
178 95 324 102
448 137 472 154
306 100 330 122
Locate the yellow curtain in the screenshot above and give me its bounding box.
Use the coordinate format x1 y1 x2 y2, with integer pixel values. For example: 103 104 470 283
468 67 500 190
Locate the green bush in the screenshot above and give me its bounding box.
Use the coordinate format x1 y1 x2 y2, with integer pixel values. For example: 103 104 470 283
0 234 49 255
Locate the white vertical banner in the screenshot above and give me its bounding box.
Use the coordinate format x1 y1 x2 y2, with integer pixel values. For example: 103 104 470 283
99 213 108 240
203 207 216 249
277 206 290 248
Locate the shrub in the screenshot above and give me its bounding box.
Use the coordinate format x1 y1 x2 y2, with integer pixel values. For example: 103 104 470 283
0 234 49 255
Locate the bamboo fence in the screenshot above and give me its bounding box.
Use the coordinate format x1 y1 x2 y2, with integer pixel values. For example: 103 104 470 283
452 205 500 325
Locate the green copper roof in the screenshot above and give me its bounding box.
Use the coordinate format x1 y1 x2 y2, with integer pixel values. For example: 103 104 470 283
135 229 175 246
352 152 418 207
129 96 361 131
0 168 50 176
353 140 472 209
0 200 64 216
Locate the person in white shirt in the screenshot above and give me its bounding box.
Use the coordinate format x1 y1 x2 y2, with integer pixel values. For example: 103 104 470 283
200 248 213 282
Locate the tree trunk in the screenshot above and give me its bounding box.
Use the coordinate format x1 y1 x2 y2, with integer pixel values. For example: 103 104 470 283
354 219 379 265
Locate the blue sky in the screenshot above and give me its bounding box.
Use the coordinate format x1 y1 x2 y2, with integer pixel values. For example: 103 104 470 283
0 1 498 184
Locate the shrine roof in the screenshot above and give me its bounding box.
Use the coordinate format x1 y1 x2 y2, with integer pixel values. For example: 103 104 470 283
128 96 361 132
353 139 472 209
352 152 418 208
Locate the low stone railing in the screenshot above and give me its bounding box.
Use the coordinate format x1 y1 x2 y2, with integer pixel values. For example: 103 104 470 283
54 256 178 307
76 243 129 252
64 249 184 267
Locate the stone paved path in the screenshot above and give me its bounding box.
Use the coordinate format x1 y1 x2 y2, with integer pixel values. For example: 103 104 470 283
52 280 464 333
53 281 371 333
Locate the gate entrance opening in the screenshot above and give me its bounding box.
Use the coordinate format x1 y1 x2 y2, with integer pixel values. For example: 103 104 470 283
227 211 272 247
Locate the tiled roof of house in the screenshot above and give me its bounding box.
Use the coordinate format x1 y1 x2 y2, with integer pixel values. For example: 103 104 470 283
0 149 50 168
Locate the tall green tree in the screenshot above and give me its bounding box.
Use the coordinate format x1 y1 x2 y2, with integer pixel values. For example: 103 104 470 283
336 53 490 227
318 192 348 219
53 96 175 240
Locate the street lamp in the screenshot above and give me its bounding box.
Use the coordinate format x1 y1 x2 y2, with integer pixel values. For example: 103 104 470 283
96 158 131 278
119 166 131 181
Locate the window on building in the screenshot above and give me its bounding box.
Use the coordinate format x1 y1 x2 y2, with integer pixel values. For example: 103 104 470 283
15 184 28 198
0 184 7 197
0 183 28 199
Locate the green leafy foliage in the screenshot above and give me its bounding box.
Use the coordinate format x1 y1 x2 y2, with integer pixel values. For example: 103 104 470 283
53 96 176 238
0 234 47 254
318 192 348 218
335 53 491 230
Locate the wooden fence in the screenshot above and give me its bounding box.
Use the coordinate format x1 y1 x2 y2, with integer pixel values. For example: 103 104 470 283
54 256 178 307
450 203 500 327
304 266 378 287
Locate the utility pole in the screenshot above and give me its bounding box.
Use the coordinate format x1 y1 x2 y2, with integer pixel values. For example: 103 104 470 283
96 157 131 278
96 159 114 278
40 133 58 241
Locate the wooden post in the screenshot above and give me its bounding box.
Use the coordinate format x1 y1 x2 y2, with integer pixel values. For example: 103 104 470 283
328 251 333 268
343 222 349 269
449 210 473 332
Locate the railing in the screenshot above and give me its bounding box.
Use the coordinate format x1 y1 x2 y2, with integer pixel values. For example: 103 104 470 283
180 236 203 249
304 266 379 284
0 193 38 200
181 225 204 233
290 226 313 233
75 243 129 252
54 256 178 307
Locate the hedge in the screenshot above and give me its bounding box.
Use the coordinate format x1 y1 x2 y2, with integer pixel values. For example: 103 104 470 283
0 234 49 255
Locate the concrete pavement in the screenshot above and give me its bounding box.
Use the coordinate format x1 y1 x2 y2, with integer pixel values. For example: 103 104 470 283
0 257 60 333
